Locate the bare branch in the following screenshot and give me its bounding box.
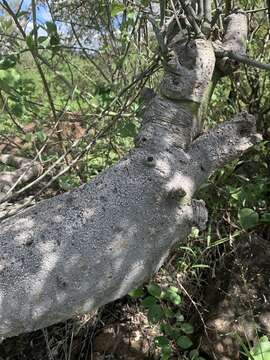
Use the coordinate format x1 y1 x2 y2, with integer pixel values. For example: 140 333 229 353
202 0 212 35
215 48 270 71
178 0 204 37
0 155 43 199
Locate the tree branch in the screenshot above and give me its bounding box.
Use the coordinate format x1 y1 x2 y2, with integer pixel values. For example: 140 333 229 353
188 112 262 190
214 48 270 71
0 155 43 200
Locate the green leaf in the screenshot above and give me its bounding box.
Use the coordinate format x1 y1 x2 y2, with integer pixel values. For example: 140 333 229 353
0 69 20 91
250 336 270 360
175 312 185 322
111 3 125 17
3 19 13 30
189 349 199 359
26 34 35 50
239 208 259 229
147 283 162 298
10 102 23 117
148 304 164 323
46 21 57 34
50 33 60 47
140 0 150 6
154 336 170 347
165 287 182 305
176 335 193 350
128 286 144 298
160 323 174 336
161 353 170 360
181 323 194 335
38 36 48 44
141 296 156 308
168 286 179 293
36 130 46 142
0 55 17 70
160 342 172 360
16 11 28 18
163 307 175 318
261 213 270 224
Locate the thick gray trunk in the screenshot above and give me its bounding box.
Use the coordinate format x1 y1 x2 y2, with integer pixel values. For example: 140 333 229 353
0 28 260 338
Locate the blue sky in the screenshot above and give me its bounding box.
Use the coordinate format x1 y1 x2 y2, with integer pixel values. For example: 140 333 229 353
17 0 69 36
21 0 52 23
1 1 96 47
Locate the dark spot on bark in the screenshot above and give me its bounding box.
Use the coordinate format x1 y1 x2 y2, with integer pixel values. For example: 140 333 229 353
56 238 61 246
142 137 147 142
238 122 252 136
148 178 152 181
112 187 118 194
200 165 205 171
102 206 106 212
173 79 179 85
147 156 154 162
25 238 33 247
66 196 75 205
100 195 107 202
57 275 67 289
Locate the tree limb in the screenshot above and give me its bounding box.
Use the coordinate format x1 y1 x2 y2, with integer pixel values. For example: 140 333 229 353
0 155 43 200
0 34 261 340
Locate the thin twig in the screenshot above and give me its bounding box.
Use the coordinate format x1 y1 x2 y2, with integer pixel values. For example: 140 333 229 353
215 49 270 71
71 23 111 83
178 0 204 37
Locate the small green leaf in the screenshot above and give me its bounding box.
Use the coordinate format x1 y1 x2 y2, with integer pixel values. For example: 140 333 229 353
141 296 156 308
0 55 17 70
181 323 194 335
10 102 23 117
191 264 210 269
164 307 175 318
36 130 46 142
128 286 144 298
46 21 57 34
50 33 60 46
250 336 270 360
239 208 259 229
26 34 35 50
147 283 162 298
161 353 170 360
154 336 170 347
38 36 48 44
160 323 174 336
165 287 182 305
189 349 199 359
261 213 270 224
111 3 125 17
176 335 193 350
169 286 179 293
140 0 150 6
16 11 28 18
148 304 164 323
175 312 185 322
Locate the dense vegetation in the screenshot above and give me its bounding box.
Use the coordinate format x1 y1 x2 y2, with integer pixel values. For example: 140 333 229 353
0 0 269 359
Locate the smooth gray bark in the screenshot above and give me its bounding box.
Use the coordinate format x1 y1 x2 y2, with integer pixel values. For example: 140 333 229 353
0 20 261 338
